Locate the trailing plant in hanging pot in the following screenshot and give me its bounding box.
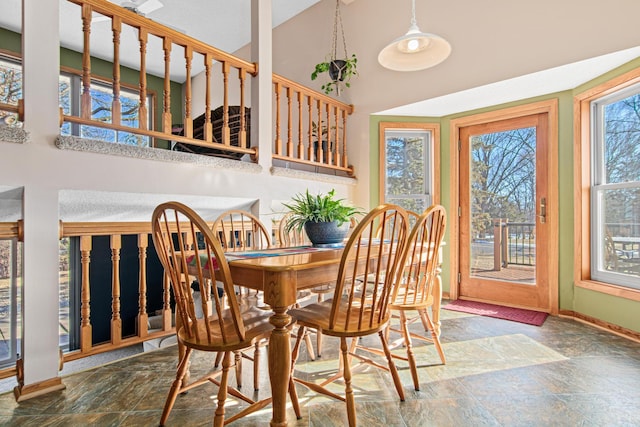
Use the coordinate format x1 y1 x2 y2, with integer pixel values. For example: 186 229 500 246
311 54 358 96
310 0 358 96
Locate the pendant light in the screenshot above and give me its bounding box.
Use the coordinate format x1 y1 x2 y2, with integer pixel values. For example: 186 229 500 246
378 0 451 72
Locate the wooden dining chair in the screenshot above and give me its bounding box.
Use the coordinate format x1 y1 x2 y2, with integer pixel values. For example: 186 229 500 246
213 209 271 252
212 209 271 390
151 201 281 426
288 204 410 427
377 204 447 391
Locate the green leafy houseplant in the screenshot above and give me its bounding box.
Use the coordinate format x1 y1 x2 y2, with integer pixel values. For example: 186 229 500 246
311 53 358 95
283 189 361 233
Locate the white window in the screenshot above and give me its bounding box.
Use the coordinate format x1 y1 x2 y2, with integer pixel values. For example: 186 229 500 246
0 55 22 127
1 53 152 146
60 73 152 147
590 84 640 289
380 124 436 213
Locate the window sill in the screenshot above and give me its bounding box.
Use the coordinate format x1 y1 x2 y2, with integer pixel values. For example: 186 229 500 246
576 279 640 302
55 135 262 173
0 127 29 144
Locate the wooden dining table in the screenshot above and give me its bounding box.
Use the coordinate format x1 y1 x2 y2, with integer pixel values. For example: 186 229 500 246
218 245 443 426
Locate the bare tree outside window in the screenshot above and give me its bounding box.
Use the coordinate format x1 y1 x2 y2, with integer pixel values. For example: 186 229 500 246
0 57 22 127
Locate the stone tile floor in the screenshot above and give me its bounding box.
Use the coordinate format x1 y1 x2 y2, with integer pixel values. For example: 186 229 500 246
1 303 639 426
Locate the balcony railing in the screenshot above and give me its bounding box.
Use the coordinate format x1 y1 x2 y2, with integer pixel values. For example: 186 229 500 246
55 0 354 175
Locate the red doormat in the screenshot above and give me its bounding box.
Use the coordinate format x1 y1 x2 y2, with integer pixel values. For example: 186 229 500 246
443 300 548 326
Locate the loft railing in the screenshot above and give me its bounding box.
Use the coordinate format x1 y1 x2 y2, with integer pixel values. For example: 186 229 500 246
0 100 23 123
64 0 256 159
273 74 354 175
54 0 354 175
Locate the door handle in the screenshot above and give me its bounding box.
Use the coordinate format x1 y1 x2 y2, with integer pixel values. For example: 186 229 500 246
539 197 546 224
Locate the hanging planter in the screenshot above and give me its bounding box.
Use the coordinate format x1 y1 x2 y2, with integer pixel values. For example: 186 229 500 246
310 0 358 96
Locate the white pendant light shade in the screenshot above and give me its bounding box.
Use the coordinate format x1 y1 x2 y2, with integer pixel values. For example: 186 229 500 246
378 0 451 72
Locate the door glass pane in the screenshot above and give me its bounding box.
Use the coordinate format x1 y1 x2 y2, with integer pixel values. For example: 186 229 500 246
469 126 536 284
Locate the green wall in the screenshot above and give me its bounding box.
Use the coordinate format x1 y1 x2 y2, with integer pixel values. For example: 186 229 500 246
371 59 640 334
1 28 183 149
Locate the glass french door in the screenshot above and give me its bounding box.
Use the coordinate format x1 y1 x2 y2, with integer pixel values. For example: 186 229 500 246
459 113 551 310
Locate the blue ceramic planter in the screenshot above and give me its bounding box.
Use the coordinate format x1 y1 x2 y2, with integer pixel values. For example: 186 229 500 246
304 220 349 246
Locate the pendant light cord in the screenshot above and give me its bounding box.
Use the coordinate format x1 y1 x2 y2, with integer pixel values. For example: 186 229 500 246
410 0 417 27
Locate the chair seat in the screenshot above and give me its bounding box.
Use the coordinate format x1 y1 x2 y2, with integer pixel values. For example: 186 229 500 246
389 290 434 311
290 298 390 338
178 307 273 352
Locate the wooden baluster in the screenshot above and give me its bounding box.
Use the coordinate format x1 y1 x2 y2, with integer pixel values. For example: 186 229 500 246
286 87 293 156
184 46 193 138
297 91 303 159
325 103 331 164
342 108 348 168
307 96 313 160
275 82 282 155
137 233 148 338
162 37 172 133
111 16 122 126
332 105 339 165
80 4 92 120
138 28 148 131
317 99 323 163
239 68 247 148
222 61 230 146
204 53 212 142
110 235 122 345
80 236 92 353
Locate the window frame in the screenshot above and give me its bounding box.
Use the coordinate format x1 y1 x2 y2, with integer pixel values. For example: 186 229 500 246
59 66 155 147
575 67 640 302
378 121 440 210
0 52 22 127
0 52 155 144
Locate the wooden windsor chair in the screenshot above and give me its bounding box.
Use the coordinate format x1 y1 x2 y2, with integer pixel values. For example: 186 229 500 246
151 201 296 426
288 204 410 427
359 204 447 391
211 209 271 390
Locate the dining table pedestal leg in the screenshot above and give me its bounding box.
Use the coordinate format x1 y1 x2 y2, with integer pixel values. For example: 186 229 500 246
268 306 292 427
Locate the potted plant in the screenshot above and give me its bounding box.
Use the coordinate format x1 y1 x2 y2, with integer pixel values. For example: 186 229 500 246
311 121 342 161
283 189 362 246
311 53 358 96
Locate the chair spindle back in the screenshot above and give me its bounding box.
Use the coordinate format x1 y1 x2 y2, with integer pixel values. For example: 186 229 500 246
329 204 409 332
151 202 245 345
